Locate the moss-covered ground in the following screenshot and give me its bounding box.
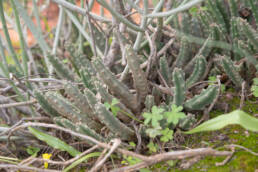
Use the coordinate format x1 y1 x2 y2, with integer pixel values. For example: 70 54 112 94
151 93 258 172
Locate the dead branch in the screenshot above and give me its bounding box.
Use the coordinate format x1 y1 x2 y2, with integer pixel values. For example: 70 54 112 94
3 122 233 172
111 148 232 172
0 99 37 109
90 139 121 172
0 164 60 172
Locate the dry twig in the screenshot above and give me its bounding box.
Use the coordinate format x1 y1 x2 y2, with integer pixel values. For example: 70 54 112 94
0 164 59 172
0 99 37 109
90 139 121 172
3 122 232 171
111 148 231 172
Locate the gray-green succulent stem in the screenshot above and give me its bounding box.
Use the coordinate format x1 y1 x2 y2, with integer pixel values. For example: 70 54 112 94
247 0 258 23
47 54 75 81
146 0 164 26
144 95 155 112
133 0 148 51
76 123 105 142
34 91 60 117
54 117 77 131
64 82 98 121
181 13 191 34
124 0 144 14
94 103 135 141
207 0 227 33
159 56 172 86
0 37 9 76
45 92 101 131
230 18 239 47
220 56 243 88
94 80 137 122
172 68 186 107
54 117 105 143
184 34 212 75
12 0 53 74
174 36 190 68
52 5 64 56
228 0 238 17
10 0 29 77
146 0 205 18
51 0 110 22
92 57 138 111
80 68 96 93
184 85 219 110
65 10 104 58
0 1 23 73
235 17 258 50
84 88 136 140
125 45 149 105
96 0 143 32
186 56 207 88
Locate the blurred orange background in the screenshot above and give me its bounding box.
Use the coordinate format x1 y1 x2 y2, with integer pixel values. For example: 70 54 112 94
0 0 114 48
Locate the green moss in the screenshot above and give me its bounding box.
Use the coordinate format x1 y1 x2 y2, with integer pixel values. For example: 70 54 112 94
161 95 258 171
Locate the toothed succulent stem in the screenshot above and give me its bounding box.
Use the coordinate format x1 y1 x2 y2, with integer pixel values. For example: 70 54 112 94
76 123 105 142
85 89 134 140
184 35 212 75
33 90 60 117
186 56 207 88
80 68 96 93
172 68 186 107
220 56 244 87
181 13 191 34
174 36 190 68
184 85 219 110
235 17 258 50
54 117 77 131
229 0 238 17
125 45 148 104
94 103 135 141
92 57 138 111
45 92 101 131
144 95 155 112
247 0 258 23
94 80 135 122
207 0 227 33
84 88 98 110
46 54 75 81
64 82 97 121
54 117 105 143
159 56 171 86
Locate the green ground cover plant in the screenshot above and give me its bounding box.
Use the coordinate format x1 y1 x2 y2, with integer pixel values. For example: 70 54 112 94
0 0 257 171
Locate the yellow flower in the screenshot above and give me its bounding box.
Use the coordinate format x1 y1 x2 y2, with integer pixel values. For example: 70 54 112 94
42 153 52 169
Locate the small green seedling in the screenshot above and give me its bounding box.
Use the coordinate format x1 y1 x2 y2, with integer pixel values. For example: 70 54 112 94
143 104 186 142
26 146 40 157
147 141 158 153
160 128 174 142
145 126 162 138
143 106 164 128
128 142 136 150
164 104 186 125
121 155 142 165
104 98 120 116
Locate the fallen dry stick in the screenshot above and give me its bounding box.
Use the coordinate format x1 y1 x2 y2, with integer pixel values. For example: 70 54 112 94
4 122 232 171
111 148 232 172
